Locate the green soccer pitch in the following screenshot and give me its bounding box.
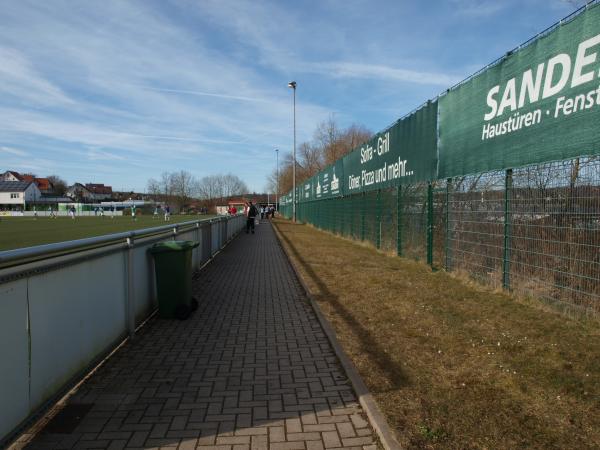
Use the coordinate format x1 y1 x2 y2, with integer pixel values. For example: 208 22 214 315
0 215 216 252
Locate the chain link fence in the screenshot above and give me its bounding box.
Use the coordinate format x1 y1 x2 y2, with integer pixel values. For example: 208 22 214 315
281 156 600 315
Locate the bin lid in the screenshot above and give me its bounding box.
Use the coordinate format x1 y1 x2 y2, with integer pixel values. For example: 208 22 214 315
149 240 200 253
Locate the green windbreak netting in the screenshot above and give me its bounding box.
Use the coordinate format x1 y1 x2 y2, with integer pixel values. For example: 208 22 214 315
439 2 600 178
342 100 438 195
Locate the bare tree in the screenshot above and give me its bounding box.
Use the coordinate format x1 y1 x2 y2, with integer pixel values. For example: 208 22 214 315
314 116 343 165
298 142 323 178
222 174 248 198
171 170 197 211
160 171 175 198
146 178 161 197
197 175 222 202
198 173 248 204
275 118 371 193
47 175 68 196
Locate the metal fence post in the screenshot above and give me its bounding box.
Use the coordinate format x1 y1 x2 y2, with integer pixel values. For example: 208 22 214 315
445 178 452 271
397 185 402 256
361 192 366 241
376 189 381 249
126 234 136 338
503 169 513 290
427 182 434 267
349 195 354 238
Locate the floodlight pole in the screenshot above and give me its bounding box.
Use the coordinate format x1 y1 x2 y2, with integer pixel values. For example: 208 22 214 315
288 81 297 222
275 148 279 212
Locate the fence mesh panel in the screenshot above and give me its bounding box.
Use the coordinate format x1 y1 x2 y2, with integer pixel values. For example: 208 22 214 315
401 183 428 262
279 156 600 315
509 158 600 312
447 171 505 288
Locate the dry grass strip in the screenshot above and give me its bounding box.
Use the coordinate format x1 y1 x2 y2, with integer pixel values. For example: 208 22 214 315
273 219 600 450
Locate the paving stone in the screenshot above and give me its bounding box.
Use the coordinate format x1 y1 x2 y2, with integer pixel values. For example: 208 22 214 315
286 432 322 441
127 431 149 447
285 418 302 434
269 426 286 443
349 414 369 430
250 435 268 450
178 438 199 450
341 437 374 447
336 422 356 439
303 424 337 432
322 431 342 448
306 441 325 450
269 443 306 450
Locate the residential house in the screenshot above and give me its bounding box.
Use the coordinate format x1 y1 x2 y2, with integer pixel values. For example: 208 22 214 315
85 184 113 201
0 181 42 210
66 183 95 202
1 171 55 194
0 171 23 182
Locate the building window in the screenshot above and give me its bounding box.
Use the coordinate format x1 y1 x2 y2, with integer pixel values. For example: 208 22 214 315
11 193 20 199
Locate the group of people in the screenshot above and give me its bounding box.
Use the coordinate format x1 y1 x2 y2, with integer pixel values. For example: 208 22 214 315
153 205 171 221
244 202 276 234
260 205 275 220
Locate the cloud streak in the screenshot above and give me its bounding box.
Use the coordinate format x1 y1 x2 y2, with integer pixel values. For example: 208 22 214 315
0 146 29 157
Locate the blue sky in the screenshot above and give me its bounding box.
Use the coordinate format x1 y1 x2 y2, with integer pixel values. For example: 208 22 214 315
0 0 586 192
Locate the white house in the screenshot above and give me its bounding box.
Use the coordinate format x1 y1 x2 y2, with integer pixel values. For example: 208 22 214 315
0 171 22 182
66 183 95 202
0 181 42 209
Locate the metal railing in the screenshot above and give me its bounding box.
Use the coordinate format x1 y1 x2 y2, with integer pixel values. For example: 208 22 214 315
0 214 245 446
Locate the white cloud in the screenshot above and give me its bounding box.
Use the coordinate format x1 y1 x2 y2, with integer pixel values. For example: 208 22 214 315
448 0 508 17
305 61 461 86
87 149 126 161
0 146 29 157
0 46 74 106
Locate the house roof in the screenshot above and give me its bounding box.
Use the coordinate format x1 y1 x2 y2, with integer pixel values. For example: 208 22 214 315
0 181 32 192
4 171 23 180
4 172 53 190
34 178 53 191
85 183 113 194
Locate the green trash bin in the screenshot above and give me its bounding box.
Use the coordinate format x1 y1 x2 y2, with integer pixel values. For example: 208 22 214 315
149 240 200 320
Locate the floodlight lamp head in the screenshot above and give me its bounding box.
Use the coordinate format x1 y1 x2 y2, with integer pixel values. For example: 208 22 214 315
288 81 296 89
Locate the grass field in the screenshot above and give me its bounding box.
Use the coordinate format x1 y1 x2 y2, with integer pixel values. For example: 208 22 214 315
0 215 215 251
274 219 600 450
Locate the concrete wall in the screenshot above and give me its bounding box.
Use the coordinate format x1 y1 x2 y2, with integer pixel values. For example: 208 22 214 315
0 215 245 445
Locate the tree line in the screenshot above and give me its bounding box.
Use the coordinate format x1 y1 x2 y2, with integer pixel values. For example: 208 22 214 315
267 116 371 195
146 171 248 211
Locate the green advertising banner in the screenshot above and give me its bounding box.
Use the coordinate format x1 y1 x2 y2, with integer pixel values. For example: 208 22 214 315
314 160 343 200
439 3 600 178
343 100 438 195
301 175 316 202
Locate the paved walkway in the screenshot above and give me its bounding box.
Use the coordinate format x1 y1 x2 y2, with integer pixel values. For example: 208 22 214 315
19 221 378 450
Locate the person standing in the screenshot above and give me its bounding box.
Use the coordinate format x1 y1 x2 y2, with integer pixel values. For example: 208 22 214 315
246 201 258 234
164 205 171 221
